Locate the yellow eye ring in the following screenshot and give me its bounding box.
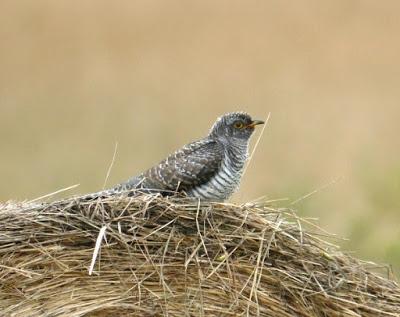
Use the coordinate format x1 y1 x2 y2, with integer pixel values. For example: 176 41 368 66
234 122 244 129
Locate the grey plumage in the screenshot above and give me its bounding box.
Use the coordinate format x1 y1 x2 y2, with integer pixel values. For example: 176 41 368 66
98 112 264 201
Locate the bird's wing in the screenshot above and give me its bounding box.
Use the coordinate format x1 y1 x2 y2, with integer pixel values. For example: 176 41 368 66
141 138 224 192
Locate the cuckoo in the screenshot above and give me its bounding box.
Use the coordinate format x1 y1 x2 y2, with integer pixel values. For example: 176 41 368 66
95 112 263 201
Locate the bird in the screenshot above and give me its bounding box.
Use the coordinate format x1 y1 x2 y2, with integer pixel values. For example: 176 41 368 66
96 112 264 201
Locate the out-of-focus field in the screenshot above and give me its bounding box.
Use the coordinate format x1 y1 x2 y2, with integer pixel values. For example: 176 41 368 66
0 1 399 274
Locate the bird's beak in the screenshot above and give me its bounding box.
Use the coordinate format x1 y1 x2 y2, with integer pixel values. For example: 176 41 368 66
248 120 265 128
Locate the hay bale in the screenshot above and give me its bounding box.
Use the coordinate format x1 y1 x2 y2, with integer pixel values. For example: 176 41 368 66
0 194 399 316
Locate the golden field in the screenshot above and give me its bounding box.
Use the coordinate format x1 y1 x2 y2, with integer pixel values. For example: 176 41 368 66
0 1 399 274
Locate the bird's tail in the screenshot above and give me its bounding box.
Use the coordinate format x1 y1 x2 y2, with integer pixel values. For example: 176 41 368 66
75 176 144 201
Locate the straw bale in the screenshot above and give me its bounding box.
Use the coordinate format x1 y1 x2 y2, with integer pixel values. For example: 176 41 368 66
0 194 399 316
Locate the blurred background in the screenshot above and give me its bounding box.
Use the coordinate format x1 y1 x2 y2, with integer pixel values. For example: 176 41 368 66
0 1 399 274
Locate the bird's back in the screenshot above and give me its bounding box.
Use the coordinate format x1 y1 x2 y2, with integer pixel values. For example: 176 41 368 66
114 138 225 196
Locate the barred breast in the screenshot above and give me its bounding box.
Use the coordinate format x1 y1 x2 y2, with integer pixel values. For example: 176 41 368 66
187 143 248 201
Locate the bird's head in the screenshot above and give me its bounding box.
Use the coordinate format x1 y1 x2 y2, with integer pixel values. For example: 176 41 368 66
209 112 264 143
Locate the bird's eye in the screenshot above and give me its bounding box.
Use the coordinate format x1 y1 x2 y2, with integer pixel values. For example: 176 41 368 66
233 121 244 129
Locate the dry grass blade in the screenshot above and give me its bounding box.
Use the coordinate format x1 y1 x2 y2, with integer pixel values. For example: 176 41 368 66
0 194 399 317
242 112 271 178
102 142 118 190
89 225 107 275
27 184 80 203
289 176 344 206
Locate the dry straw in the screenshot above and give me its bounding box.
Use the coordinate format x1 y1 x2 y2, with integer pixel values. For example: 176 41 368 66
1 193 399 316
